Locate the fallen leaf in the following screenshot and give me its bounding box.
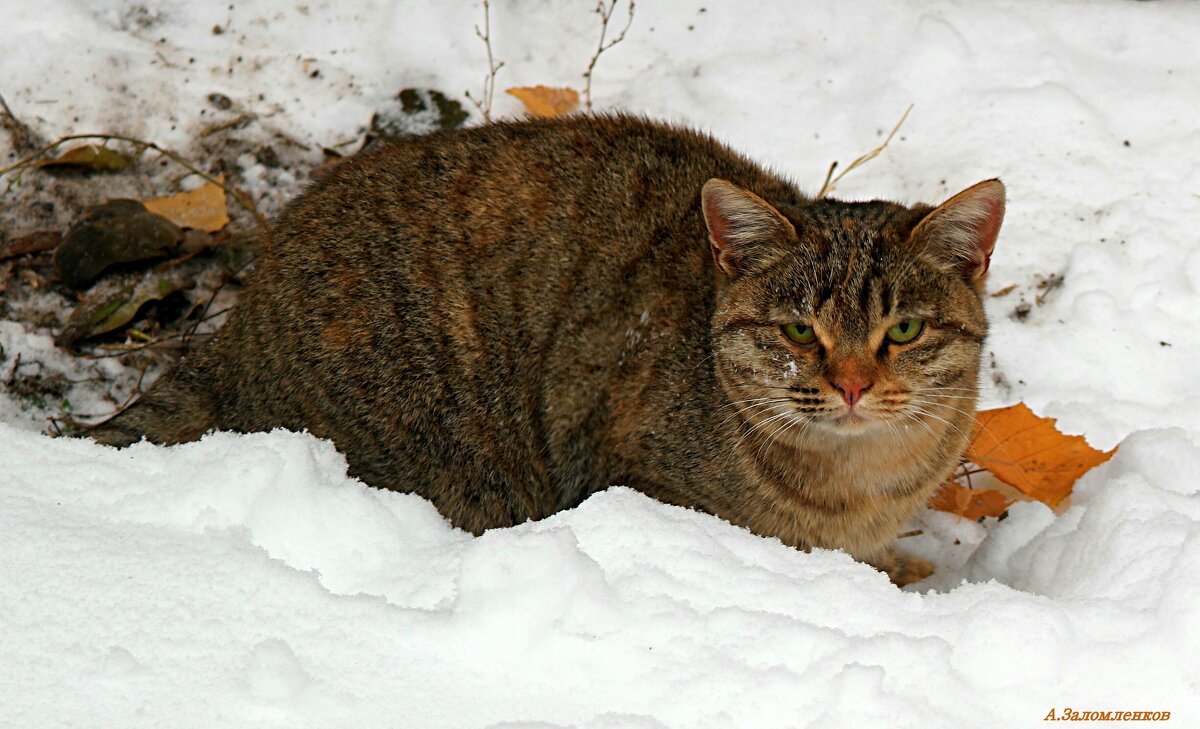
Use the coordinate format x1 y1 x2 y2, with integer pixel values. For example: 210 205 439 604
506 86 580 118
57 272 192 346
33 144 132 172
930 480 1013 520
967 403 1115 507
55 200 182 289
143 177 230 233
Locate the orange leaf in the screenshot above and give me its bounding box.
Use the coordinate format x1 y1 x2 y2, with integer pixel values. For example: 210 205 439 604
505 86 580 118
143 176 230 233
967 403 1114 507
929 480 1013 520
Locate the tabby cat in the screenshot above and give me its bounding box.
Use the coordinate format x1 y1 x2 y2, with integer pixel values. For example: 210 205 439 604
91 115 1004 586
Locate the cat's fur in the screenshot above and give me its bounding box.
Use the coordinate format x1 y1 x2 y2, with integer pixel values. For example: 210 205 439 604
90 115 1004 585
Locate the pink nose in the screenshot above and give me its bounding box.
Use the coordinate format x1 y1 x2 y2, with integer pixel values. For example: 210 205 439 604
835 379 871 407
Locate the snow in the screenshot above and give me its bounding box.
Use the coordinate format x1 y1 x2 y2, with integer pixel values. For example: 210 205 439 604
3 0 1200 726
4 425 1198 726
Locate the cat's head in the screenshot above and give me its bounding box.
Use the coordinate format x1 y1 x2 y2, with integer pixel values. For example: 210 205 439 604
701 177 1004 446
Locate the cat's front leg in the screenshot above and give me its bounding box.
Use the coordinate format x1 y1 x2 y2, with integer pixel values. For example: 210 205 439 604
866 548 935 587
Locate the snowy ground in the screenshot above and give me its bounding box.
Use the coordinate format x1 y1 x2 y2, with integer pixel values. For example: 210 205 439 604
3 1 1200 726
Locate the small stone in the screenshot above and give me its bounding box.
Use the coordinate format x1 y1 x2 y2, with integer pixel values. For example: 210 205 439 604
207 93 233 110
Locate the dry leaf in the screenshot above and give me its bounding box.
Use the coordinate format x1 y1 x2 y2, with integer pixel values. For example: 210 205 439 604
55 200 182 290
967 403 1114 507
930 480 1013 520
33 144 132 172
57 272 192 346
143 177 230 233
506 86 580 118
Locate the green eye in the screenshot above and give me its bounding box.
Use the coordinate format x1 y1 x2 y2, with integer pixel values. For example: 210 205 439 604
887 318 925 344
782 323 816 345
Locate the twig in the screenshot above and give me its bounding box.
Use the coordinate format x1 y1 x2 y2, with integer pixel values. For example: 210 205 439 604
76 358 154 426
0 231 61 261
897 529 924 539
87 333 211 359
0 91 36 151
464 0 505 123
199 113 252 138
0 133 270 241
84 303 227 360
818 162 837 199
183 281 232 351
5 352 21 386
582 0 636 111
816 104 913 199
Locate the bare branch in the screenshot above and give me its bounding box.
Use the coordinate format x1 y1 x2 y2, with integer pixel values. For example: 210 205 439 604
0 91 40 152
582 0 636 111
816 104 913 199
465 0 505 123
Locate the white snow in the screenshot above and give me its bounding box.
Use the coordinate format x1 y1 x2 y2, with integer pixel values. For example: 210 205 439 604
3 0 1200 726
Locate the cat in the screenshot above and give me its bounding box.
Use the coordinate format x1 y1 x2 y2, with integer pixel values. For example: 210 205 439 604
90 115 1004 586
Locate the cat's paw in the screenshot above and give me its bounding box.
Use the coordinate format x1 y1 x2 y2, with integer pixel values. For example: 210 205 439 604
886 554 935 587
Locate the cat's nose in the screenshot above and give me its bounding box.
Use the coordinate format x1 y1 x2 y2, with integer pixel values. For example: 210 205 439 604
835 379 872 407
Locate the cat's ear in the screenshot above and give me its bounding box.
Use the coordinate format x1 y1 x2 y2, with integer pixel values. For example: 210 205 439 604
912 179 1005 285
701 179 797 276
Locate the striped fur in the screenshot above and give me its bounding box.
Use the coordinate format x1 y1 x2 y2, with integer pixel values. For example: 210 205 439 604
90 116 1003 585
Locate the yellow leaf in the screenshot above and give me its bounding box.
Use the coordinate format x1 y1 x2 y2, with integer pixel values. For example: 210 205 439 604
505 86 580 118
967 403 1115 507
33 144 132 172
929 480 1013 520
143 176 230 233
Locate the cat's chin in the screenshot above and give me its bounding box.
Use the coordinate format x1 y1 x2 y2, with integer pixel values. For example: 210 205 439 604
822 411 888 436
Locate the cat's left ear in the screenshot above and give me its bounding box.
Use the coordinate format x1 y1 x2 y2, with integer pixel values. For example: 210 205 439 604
912 179 1005 286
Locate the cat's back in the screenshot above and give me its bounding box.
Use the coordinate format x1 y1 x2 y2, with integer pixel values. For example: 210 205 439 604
272 114 783 260
199 116 790 521
234 115 798 387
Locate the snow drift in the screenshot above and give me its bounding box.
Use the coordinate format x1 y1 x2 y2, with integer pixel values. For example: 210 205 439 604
3 0 1200 725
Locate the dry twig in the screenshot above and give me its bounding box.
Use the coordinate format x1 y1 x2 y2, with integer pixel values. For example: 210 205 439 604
465 0 505 122
0 91 38 152
816 104 913 199
0 231 61 261
582 0 636 111
6 352 22 387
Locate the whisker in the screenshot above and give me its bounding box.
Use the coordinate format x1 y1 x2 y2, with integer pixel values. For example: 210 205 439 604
882 410 905 443
906 402 971 440
716 398 793 429
682 351 720 380
907 397 977 421
734 409 797 451
898 409 939 439
720 400 794 430
716 396 791 411
755 411 814 461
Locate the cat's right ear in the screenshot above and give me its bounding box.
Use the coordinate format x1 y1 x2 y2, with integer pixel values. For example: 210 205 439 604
701 179 797 276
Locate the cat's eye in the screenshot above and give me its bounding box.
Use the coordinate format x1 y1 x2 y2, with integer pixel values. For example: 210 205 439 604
886 318 924 344
782 323 816 346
